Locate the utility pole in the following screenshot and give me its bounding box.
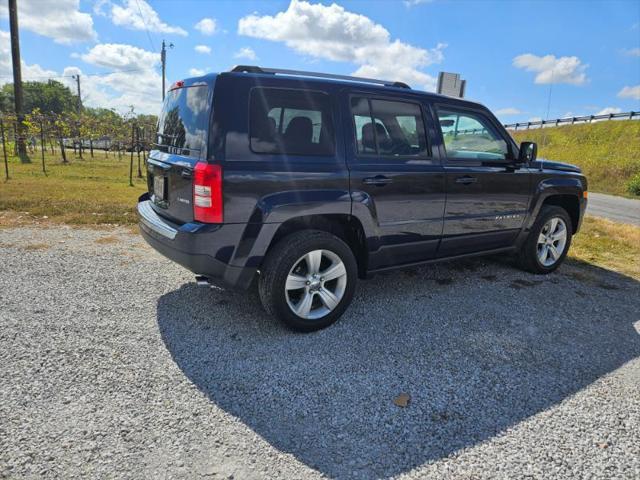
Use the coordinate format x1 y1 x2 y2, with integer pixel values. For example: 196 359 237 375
161 40 173 101
161 40 166 101
72 74 82 114
8 0 29 163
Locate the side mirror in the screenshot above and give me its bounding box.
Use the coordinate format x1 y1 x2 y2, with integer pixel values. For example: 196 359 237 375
518 141 537 163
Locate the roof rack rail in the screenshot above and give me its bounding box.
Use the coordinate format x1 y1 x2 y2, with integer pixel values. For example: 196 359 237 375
230 65 411 89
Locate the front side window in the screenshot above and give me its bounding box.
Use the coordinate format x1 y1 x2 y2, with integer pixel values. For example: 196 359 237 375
249 88 334 156
437 109 509 160
351 97 429 157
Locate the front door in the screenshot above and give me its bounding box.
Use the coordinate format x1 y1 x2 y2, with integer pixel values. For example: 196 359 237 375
433 105 531 256
345 94 445 270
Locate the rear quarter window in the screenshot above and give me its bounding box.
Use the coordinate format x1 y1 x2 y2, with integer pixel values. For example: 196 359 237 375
249 88 335 156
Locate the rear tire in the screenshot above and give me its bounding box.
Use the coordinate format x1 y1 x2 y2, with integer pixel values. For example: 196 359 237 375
518 205 573 274
258 230 358 332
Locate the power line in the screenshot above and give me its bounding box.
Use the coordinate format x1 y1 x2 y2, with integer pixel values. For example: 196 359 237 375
134 0 157 53
0 67 158 81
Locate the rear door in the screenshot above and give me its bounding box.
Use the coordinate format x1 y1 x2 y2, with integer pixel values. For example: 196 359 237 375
432 104 530 256
345 93 445 270
148 81 212 223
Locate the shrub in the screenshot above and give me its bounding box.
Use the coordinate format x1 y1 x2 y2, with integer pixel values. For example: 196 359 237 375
627 173 640 196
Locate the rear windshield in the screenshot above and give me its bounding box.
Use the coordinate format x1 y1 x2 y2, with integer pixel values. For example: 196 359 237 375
156 83 210 157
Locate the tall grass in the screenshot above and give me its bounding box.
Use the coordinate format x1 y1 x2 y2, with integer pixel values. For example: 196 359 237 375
511 120 640 197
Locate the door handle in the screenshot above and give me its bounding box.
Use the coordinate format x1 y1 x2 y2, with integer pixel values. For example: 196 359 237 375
363 175 393 186
455 176 477 185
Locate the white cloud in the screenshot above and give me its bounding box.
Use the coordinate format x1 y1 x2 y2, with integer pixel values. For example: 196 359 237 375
80 43 159 71
403 0 432 6
62 65 162 115
0 0 96 44
513 53 588 85
596 107 622 115
194 45 211 55
110 0 187 36
1 33 161 114
495 107 522 115
0 30 162 115
0 30 58 85
618 85 640 100
194 18 217 35
188 68 206 76
93 0 110 16
528 116 543 122
78 44 161 114
238 0 445 91
624 48 640 57
0 31 58 85
234 47 258 61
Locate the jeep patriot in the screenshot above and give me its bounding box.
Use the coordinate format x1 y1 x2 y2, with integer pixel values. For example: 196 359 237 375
138 66 588 331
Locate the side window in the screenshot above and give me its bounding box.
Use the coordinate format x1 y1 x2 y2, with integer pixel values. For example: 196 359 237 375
249 88 335 156
351 97 429 157
437 109 509 160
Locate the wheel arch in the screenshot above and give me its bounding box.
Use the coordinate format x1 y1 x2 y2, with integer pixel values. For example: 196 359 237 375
527 177 586 234
542 195 580 233
265 214 368 278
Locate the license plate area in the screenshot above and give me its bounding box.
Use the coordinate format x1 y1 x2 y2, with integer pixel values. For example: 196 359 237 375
153 175 166 201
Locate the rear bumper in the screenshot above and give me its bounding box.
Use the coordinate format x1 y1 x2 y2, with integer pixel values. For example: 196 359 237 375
137 196 257 290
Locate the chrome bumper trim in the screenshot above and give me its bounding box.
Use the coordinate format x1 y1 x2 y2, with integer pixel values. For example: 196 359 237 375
137 200 177 240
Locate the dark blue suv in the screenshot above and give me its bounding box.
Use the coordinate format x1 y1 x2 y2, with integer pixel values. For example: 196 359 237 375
138 66 587 331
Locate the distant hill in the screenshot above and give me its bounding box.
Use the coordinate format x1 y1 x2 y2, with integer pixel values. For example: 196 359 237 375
511 120 640 197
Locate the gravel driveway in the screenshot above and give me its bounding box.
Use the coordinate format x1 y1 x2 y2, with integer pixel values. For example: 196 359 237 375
1 225 639 479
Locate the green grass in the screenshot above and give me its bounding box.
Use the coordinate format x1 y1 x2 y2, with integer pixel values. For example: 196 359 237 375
511 120 640 197
570 216 640 280
0 150 146 225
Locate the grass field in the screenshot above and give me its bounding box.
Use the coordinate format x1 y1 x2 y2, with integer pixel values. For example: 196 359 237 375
511 120 640 197
0 151 146 225
571 216 640 279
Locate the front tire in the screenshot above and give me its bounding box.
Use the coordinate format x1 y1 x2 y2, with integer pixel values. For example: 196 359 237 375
258 230 358 332
518 205 573 274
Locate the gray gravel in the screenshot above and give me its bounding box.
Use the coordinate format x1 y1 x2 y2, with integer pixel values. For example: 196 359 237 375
1 225 639 479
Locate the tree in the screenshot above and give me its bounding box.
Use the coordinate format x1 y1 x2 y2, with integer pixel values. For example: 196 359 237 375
0 80 77 115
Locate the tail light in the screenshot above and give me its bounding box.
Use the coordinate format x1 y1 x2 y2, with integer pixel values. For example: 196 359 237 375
193 162 223 223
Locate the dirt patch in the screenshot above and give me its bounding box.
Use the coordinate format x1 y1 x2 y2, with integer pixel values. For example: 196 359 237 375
22 243 50 251
95 236 120 245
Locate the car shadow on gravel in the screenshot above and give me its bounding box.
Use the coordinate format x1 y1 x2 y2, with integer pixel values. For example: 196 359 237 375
157 259 640 479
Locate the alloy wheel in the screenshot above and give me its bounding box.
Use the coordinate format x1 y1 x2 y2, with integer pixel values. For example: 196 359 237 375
285 249 348 320
536 217 568 267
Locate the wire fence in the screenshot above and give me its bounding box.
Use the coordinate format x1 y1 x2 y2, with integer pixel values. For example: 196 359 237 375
504 111 639 130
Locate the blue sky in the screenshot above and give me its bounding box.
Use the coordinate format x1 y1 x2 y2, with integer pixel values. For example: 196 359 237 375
1 0 639 121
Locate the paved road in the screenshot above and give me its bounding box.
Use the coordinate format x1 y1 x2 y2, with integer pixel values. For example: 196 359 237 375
588 192 640 226
1 226 639 479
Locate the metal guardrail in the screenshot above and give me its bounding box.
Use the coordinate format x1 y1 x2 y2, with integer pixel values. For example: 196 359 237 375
504 111 639 130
